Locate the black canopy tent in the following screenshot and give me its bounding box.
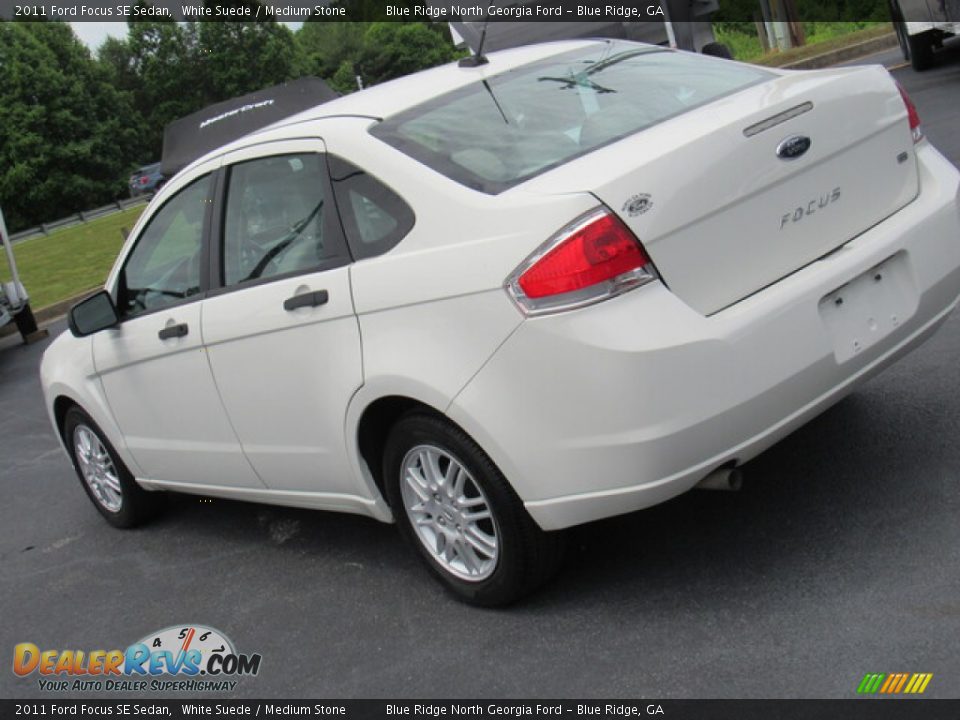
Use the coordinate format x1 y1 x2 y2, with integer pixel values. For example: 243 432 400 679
160 77 339 178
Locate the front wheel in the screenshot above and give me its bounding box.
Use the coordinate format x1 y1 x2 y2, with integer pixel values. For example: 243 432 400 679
64 406 165 528
383 413 564 606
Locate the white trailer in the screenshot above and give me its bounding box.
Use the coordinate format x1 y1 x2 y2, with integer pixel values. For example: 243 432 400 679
889 0 960 70
0 206 41 342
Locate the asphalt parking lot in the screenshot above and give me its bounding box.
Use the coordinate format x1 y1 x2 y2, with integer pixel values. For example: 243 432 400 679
3 43 960 700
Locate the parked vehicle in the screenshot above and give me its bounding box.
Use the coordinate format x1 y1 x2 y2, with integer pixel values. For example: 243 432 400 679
41 41 960 605
1 206 32 336
890 0 960 70
128 162 164 197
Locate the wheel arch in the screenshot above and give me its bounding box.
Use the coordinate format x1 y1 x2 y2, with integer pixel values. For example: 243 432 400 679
355 395 445 507
53 394 80 446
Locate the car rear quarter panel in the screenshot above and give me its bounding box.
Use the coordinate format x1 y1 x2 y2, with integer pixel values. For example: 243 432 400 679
324 118 601 501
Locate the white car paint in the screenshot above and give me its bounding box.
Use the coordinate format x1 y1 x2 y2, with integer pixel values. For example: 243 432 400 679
40 40 960 537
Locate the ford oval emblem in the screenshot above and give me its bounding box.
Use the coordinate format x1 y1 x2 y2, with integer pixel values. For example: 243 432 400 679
776 135 812 160
623 193 653 217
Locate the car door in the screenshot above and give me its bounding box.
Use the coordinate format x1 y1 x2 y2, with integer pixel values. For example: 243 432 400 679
201 139 364 496
94 163 265 489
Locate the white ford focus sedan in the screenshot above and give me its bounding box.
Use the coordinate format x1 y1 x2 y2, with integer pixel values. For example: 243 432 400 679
41 40 960 605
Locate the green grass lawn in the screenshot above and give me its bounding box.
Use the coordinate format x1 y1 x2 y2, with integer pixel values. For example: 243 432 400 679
715 22 892 65
1 205 145 310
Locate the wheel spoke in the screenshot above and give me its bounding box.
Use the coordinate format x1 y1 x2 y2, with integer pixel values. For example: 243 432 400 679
464 526 496 558
443 537 456 565
455 539 480 573
461 507 491 523
101 471 122 494
72 424 123 513
451 467 466 499
404 468 430 502
399 443 499 583
421 450 443 487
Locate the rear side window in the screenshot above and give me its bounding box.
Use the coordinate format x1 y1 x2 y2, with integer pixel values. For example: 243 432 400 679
328 155 414 260
222 153 347 287
371 41 771 193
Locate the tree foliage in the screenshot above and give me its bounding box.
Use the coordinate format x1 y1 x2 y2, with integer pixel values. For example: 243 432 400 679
355 22 457 88
0 18 457 231
0 21 141 232
713 0 888 23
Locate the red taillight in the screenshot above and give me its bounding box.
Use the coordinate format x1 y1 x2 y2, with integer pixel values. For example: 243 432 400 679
896 82 923 143
507 208 657 315
139 176 150 185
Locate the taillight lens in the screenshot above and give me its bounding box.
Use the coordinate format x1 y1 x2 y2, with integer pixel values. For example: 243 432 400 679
139 176 150 185
896 82 923 143
506 207 658 316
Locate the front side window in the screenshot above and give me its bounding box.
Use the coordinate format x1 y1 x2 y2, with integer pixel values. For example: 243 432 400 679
223 153 341 287
117 174 210 318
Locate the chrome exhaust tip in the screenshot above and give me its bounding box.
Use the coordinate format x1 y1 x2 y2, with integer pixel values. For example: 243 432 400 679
695 467 743 492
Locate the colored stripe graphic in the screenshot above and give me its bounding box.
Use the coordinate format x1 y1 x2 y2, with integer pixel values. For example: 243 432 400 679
858 674 883 693
857 673 932 694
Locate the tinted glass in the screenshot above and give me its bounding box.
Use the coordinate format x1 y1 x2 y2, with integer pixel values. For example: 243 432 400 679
328 155 415 260
70 291 118 336
371 42 771 193
117 174 210 318
223 153 339 286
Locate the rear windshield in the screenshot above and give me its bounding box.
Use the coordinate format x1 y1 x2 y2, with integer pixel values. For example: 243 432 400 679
371 42 771 194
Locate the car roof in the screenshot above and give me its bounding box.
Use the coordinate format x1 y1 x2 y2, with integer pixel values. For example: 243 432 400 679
177 39 604 176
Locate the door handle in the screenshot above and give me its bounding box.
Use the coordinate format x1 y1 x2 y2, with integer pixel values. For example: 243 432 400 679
283 290 329 312
158 323 189 340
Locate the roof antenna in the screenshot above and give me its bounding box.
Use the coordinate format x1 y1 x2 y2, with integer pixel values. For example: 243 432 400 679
458 16 491 67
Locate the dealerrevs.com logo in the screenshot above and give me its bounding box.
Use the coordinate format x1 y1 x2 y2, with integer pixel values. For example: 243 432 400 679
13 624 261 692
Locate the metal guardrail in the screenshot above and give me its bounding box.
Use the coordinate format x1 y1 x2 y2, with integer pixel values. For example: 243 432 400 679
9 195 151 245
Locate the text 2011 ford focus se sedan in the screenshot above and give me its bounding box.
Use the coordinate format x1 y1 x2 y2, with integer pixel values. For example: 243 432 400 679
40 41 960 605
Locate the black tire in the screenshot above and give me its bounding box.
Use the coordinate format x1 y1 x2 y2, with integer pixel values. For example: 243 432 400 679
908 30 935 70
383 412 565 607
63 406 165 528
701 42 733 59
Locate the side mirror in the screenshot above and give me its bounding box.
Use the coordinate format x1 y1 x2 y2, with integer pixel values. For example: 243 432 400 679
69 290 119 337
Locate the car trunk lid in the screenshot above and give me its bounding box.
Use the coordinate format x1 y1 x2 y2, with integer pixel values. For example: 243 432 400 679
518 65 920 315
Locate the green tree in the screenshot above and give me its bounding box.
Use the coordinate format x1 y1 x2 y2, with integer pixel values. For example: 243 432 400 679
297 21 370 80
330 59 360 94
99 19 200 161
355 22 456 88
0 21 141 231
196 21 299 102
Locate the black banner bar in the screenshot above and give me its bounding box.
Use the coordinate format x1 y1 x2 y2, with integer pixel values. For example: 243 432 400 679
0 0 933 22
3 700 960 720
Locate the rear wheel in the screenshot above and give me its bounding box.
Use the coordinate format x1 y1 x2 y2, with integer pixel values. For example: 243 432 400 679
908 29 935 70
64 406 165 528
383 412 564 606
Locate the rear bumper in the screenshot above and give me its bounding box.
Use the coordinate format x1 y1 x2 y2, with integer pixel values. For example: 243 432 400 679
448 143 960 530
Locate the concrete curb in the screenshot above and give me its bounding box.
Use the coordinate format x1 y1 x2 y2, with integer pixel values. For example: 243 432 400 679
779 33 899 70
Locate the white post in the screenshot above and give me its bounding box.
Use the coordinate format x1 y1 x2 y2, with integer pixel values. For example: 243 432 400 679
0 206 26 307
664 20 678 49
